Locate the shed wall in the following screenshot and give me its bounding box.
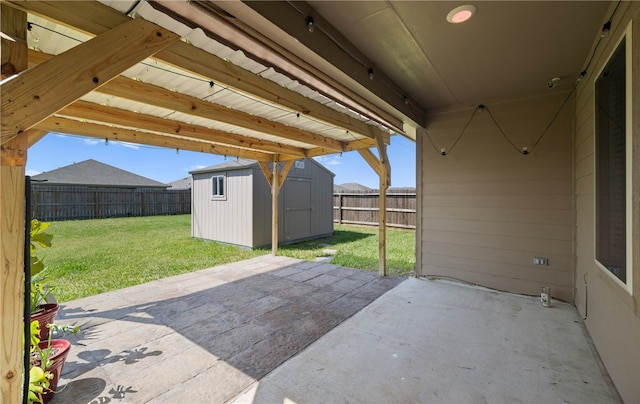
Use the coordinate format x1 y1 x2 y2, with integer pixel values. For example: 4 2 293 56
417 91 575 302
194 159 333 248
253 160 334 248
572 3 640 402
191 168 254 246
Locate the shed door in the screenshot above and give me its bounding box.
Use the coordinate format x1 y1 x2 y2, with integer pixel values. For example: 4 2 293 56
284 179 311 241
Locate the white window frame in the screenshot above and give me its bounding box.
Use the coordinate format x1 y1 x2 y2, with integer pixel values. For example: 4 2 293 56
211 174 226 200
593 22 633 294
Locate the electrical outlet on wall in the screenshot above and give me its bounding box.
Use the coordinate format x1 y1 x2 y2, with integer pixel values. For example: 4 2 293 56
533 257 549 266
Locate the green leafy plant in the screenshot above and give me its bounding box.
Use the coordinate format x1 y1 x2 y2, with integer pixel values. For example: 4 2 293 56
30 219 54 314
28 321 80 404
27 320 50 404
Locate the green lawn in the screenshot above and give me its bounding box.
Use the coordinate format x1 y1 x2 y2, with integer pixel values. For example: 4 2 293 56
41 215 415 302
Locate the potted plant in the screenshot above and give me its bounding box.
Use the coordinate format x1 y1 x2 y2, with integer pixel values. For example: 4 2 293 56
29 219 58 340
29 321 79 404
28 320 51 404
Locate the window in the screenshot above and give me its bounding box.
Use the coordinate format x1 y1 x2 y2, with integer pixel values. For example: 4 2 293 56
211 175 225 199
595 32 631 286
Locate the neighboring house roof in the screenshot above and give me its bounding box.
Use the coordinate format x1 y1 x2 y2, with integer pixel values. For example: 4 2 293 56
191 158 335 177
190 158 257 174
31 159 168 188
168 177 192 190
334 183 374 193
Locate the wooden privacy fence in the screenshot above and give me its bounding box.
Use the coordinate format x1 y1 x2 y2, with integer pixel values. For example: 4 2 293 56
31 186 191 221
333 190 416 229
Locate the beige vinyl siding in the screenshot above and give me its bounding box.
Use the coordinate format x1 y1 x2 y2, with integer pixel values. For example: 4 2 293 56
418 91 575 302
572 3 640 402
192 168 254 247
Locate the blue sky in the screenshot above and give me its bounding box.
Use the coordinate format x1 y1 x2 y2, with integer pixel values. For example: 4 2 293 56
26 133 416 189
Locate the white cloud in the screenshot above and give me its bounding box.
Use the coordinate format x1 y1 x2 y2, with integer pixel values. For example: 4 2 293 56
26 169 42 176
314 155 341 166
116 141 140 150
189 164 208 171
82 138 101 146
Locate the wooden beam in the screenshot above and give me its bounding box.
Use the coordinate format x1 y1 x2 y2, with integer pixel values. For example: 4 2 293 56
27 49 343 152
356 147 388 275
376 133 392 187
34 116 288 162
357 148 383 177
279 160 294 189
305 137 382 158
379 163 388 276
96 75 346 151
155 0 406 132
271 158 280 256
0 5 27 80
11 0 397 139
0 5 26 403
157 40 390 140
26 129 47 147
1 17 179 145
58 101 306 157
258 161 273 187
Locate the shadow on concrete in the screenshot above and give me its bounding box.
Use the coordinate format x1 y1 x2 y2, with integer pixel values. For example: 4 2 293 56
51 257 404 403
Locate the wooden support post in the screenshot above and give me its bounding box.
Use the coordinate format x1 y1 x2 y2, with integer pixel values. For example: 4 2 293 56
376 135 390 276
358 144 390 276
271 159 280 256
379 165 388 276
259 159 295 255
0 5 27 403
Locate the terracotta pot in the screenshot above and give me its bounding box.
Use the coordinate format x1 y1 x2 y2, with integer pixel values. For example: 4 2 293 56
31 303 59 340
36 339 71 404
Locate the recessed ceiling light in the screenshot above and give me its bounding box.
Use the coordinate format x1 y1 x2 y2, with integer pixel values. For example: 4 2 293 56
447 5 476 24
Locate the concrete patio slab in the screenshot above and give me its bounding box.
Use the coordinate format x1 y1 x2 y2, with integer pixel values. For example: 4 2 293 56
49 256 620 403
50 256 403 403
231 277 622 404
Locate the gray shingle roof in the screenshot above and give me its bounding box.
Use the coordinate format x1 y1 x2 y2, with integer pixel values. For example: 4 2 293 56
168 177 192 189
31 159 168 188
189 158 258 174
334 183 374 192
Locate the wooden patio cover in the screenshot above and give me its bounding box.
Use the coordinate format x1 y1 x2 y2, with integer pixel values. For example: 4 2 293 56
0 1 407 401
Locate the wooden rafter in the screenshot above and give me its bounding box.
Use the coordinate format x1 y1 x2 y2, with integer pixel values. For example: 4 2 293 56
13 0 392 142
97 76 346 151
34 116 291 162
1 16 179 145
58 101 307 158
29 50 380 157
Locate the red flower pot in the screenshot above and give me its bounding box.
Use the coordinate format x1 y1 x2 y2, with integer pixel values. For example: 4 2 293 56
31 303 59 340
36 339 71 404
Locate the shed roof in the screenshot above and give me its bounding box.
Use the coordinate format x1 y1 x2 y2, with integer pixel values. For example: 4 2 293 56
31 159 168 188
191 157 334 178
190 158 258 174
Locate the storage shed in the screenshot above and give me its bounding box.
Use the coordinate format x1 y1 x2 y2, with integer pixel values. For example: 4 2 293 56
191 158 334 248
